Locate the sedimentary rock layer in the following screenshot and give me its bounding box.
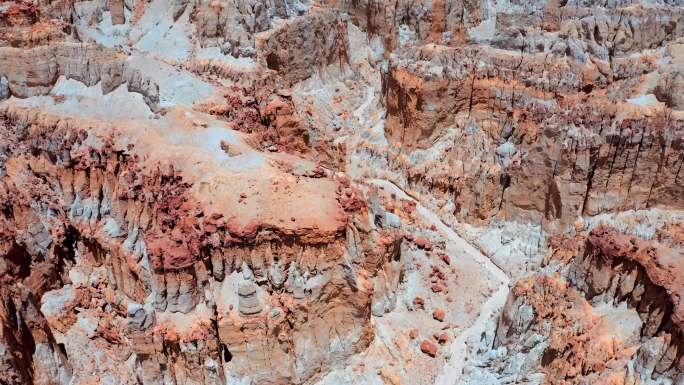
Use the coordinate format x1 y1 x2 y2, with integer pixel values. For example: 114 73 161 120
0 0 683 384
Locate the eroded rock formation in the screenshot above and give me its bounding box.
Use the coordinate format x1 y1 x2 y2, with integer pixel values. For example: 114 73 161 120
0 0 683 384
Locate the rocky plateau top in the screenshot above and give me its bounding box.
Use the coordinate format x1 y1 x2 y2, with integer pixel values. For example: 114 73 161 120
0 0 683 384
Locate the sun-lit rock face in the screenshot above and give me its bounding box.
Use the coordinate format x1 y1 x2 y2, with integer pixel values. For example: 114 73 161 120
1 0 683 384
465 225 684 384
378 36 684 228
0 104 403 384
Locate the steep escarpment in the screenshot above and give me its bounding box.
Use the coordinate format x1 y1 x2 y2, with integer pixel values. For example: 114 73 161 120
255 7 351 85
1 0 684 384
0 106 403 384
322 0 486 50
376 40 684 230
460 224 684 384
0 43 159 108
190 0 312 56
568 227 684 353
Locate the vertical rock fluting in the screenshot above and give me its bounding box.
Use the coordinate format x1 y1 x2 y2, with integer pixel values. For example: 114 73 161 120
479 226 684 384
1 0 684 383
0 107 403 384
0 43 160 109
567 227 684 348
379 42 684 229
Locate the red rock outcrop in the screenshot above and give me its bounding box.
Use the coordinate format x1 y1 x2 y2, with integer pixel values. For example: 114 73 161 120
420 340 437 357
567 226 684 353
0 105 402 384
485 224 684 384
255 7 351 85
378 41 684 228
1 0 683 384
322 0 484 51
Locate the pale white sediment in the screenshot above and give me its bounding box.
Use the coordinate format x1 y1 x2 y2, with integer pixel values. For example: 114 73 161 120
353 85 375 125
368 179 511 385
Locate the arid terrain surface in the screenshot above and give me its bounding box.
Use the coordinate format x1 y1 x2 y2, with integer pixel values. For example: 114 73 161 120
1 0 684 384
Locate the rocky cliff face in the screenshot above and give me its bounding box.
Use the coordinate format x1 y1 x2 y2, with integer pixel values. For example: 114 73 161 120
464 225 684 384
378 36 684 229
0 0 683 384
